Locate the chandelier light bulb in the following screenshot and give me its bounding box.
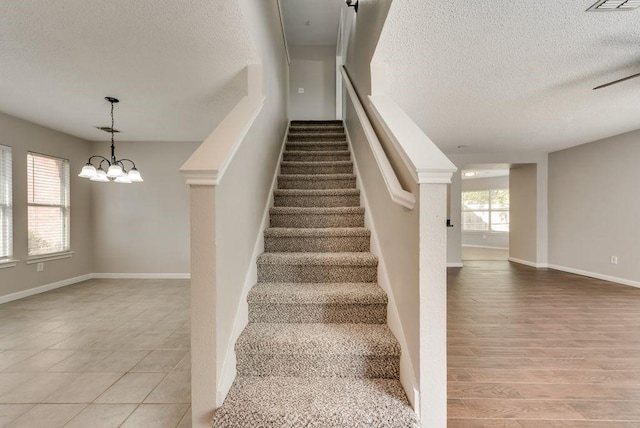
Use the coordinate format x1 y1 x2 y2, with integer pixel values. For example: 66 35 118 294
127 168 144 182
78 164 97 178
114 175 132 184
90 168 109 182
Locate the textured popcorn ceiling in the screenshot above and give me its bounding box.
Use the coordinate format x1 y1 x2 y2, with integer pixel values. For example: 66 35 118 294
281 0 342 46
0 1 257 141
374 0 640 153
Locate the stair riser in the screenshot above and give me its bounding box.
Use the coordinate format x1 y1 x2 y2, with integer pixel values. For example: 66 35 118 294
291 120 343 126
280 164 353 175
274 194 360 207
288 134 346 142
283 153 351 162
236 354 399 378
257 264 377 283
289 126 344 133
264 236 369 252
248 303 386 324
277 178 356 190
285 143 348 152
270 213 365 228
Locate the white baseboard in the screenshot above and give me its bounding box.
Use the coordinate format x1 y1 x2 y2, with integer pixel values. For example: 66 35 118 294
345 125 420 416
547 264 640 289
447 262 464 268
508 257 547 268
0 274 93 305
462 244 509 250
0 272 191 305
217 126 289 403
92 273 191 279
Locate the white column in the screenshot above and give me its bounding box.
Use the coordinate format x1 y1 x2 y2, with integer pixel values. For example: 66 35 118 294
189 185 218 428
419 183 448 428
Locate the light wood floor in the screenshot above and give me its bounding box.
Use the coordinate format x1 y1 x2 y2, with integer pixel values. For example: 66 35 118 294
448 261 640 427
462 246 509 261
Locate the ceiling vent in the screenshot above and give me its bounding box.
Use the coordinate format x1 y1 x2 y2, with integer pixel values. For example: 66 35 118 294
587 0 640 11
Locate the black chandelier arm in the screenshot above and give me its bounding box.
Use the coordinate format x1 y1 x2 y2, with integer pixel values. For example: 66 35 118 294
87 155 111 167
116 159 137 170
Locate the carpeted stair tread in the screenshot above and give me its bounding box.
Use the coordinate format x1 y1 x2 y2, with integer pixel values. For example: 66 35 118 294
264 227 370 238
248 283 386 305
280 160 352 167
236 323 400 356
274 188 359 197
286 141 348 148
278 173 355 181
270 206 364 215
258 252 377 266
211 376 418 428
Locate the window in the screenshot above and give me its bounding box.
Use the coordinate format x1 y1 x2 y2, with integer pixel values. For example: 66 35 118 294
27 152 70 257
462 189 509 232
0 145 12 260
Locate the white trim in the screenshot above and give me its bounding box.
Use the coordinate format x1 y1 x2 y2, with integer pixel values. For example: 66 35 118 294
368 95 457 185
0 259 19 269
92 273 191 279
508 257 547 269
463 244 509 251
345 125 420 416
547 264 640 289
217 126 288 403
276 0 290 65
0 274 92 305
340 67 415 210
447 262 464 268
26 251 74 264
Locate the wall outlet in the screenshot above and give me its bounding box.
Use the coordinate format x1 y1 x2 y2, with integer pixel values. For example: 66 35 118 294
610 256 618 265
298 87 304 94
36 262 44 272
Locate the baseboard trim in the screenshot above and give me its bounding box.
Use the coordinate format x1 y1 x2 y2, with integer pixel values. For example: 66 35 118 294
447 262 464 268
547 264 640 289
0 273 93 305
217 125 289 403
462 244 509 251
508 257 547 268
92 273 191 279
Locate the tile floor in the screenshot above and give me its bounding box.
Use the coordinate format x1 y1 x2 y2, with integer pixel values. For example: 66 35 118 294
0 279 191 428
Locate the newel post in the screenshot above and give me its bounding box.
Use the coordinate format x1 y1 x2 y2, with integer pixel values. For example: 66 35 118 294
188 184 219 427
418 176 450 428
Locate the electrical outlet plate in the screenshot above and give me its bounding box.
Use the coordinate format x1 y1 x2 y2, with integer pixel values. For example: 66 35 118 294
610 256 618 265
298 88 304 94
36 262 44 272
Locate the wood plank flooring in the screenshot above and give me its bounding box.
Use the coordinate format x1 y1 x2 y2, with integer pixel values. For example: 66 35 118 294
448 261 640 427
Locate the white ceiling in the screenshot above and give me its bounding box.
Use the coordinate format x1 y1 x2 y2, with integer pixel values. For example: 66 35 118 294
0 1 256 141
374 0 640 154
281 0 342 47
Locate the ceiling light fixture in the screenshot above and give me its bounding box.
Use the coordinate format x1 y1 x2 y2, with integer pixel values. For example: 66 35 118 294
463 171 477 177
346 0 358 13
587 0 640 11
78 97 143 184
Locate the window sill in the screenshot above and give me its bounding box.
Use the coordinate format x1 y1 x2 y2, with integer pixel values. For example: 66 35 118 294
26 251 75 264
462 231 509 235
0 259 19 269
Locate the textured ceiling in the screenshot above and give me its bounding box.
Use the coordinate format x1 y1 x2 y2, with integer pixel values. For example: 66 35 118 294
281 0 342 46
374 0 640 154
0 0 257 141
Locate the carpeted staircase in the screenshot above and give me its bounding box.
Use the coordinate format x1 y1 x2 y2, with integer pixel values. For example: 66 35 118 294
211 121 418 427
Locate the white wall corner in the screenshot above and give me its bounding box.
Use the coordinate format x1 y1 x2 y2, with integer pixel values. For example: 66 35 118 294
216 126 287 402
344 126 420 416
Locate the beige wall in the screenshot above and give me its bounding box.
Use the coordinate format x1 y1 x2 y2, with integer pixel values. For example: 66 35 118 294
509 164 537 263
91 140 199 274
289 45 336 120
0 112 93 298
549 130 640 284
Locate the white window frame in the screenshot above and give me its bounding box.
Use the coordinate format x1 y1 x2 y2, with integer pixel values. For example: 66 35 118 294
462 188 510 233
0 145 16 268
26 152 72 261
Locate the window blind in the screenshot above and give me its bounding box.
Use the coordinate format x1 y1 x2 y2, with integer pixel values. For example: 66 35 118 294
27 152 70 257
0 145 12 260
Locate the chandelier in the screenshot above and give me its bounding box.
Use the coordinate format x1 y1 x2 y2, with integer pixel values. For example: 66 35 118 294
78 97 143 183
